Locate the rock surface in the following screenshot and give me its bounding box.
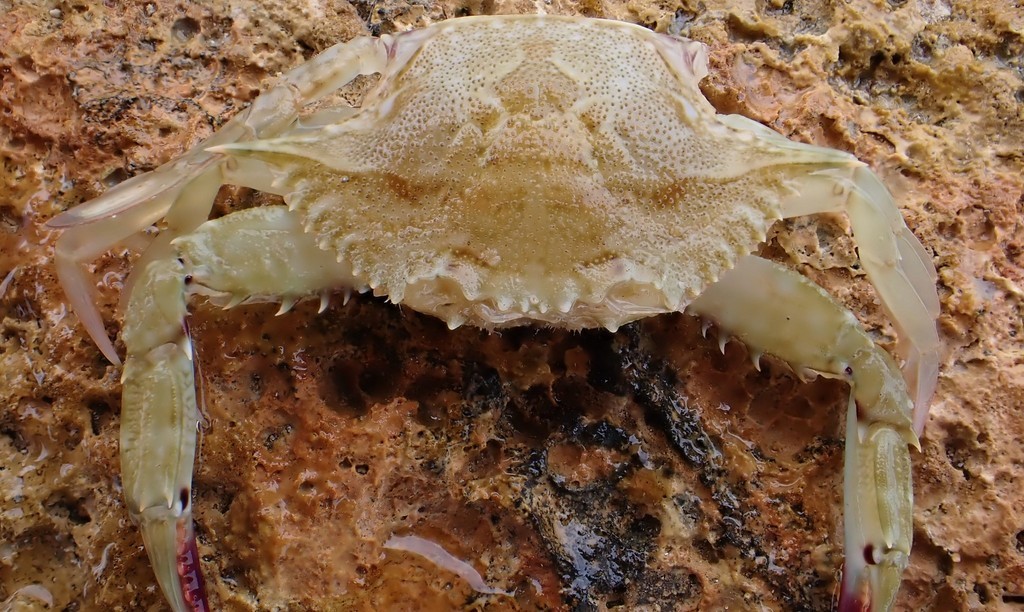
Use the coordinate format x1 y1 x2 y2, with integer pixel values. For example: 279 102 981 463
1 0 1021 610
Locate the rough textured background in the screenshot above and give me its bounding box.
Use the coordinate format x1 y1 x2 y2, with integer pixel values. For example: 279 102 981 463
1 0 1021 610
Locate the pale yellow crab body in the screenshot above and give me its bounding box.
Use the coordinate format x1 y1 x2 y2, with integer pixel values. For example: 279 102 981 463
48 15 940 612
251 18 813 329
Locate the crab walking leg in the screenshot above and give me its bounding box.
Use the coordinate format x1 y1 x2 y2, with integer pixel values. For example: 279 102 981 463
780 165 940 434
716 113 938 431
49 35 390 364
846 166 938 434
688 256 918 612
121 206 349 611
54 193 211 364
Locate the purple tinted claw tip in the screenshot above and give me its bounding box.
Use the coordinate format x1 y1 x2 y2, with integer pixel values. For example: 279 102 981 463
177 522 209 612
838 591 869 612
837 572 870 612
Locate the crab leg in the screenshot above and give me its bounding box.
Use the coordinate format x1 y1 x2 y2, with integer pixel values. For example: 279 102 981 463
121 205 347 611
780 164 940 434
48 34 390 364
715 113 939 433
688 255 918 612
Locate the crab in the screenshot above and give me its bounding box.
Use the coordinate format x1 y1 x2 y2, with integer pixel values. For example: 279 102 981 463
47 14 940 612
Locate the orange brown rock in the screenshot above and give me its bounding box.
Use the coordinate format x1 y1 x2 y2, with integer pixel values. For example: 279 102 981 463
1 1 1021 610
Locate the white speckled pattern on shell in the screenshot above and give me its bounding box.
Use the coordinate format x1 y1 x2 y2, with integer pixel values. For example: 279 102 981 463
238 17 827 329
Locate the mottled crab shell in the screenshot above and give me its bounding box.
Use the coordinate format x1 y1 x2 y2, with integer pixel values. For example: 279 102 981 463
228 16 841 330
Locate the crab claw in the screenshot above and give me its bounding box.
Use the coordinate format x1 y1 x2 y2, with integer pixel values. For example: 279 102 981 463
120 259 207 611
838 361 917 612
121 335 209 612
138 503 208 612
688 257 919 612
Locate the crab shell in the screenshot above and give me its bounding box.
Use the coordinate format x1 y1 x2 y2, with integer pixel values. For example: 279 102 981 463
210 17 835 330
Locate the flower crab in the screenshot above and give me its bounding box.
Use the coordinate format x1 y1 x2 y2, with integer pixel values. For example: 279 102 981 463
48 15 939 612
